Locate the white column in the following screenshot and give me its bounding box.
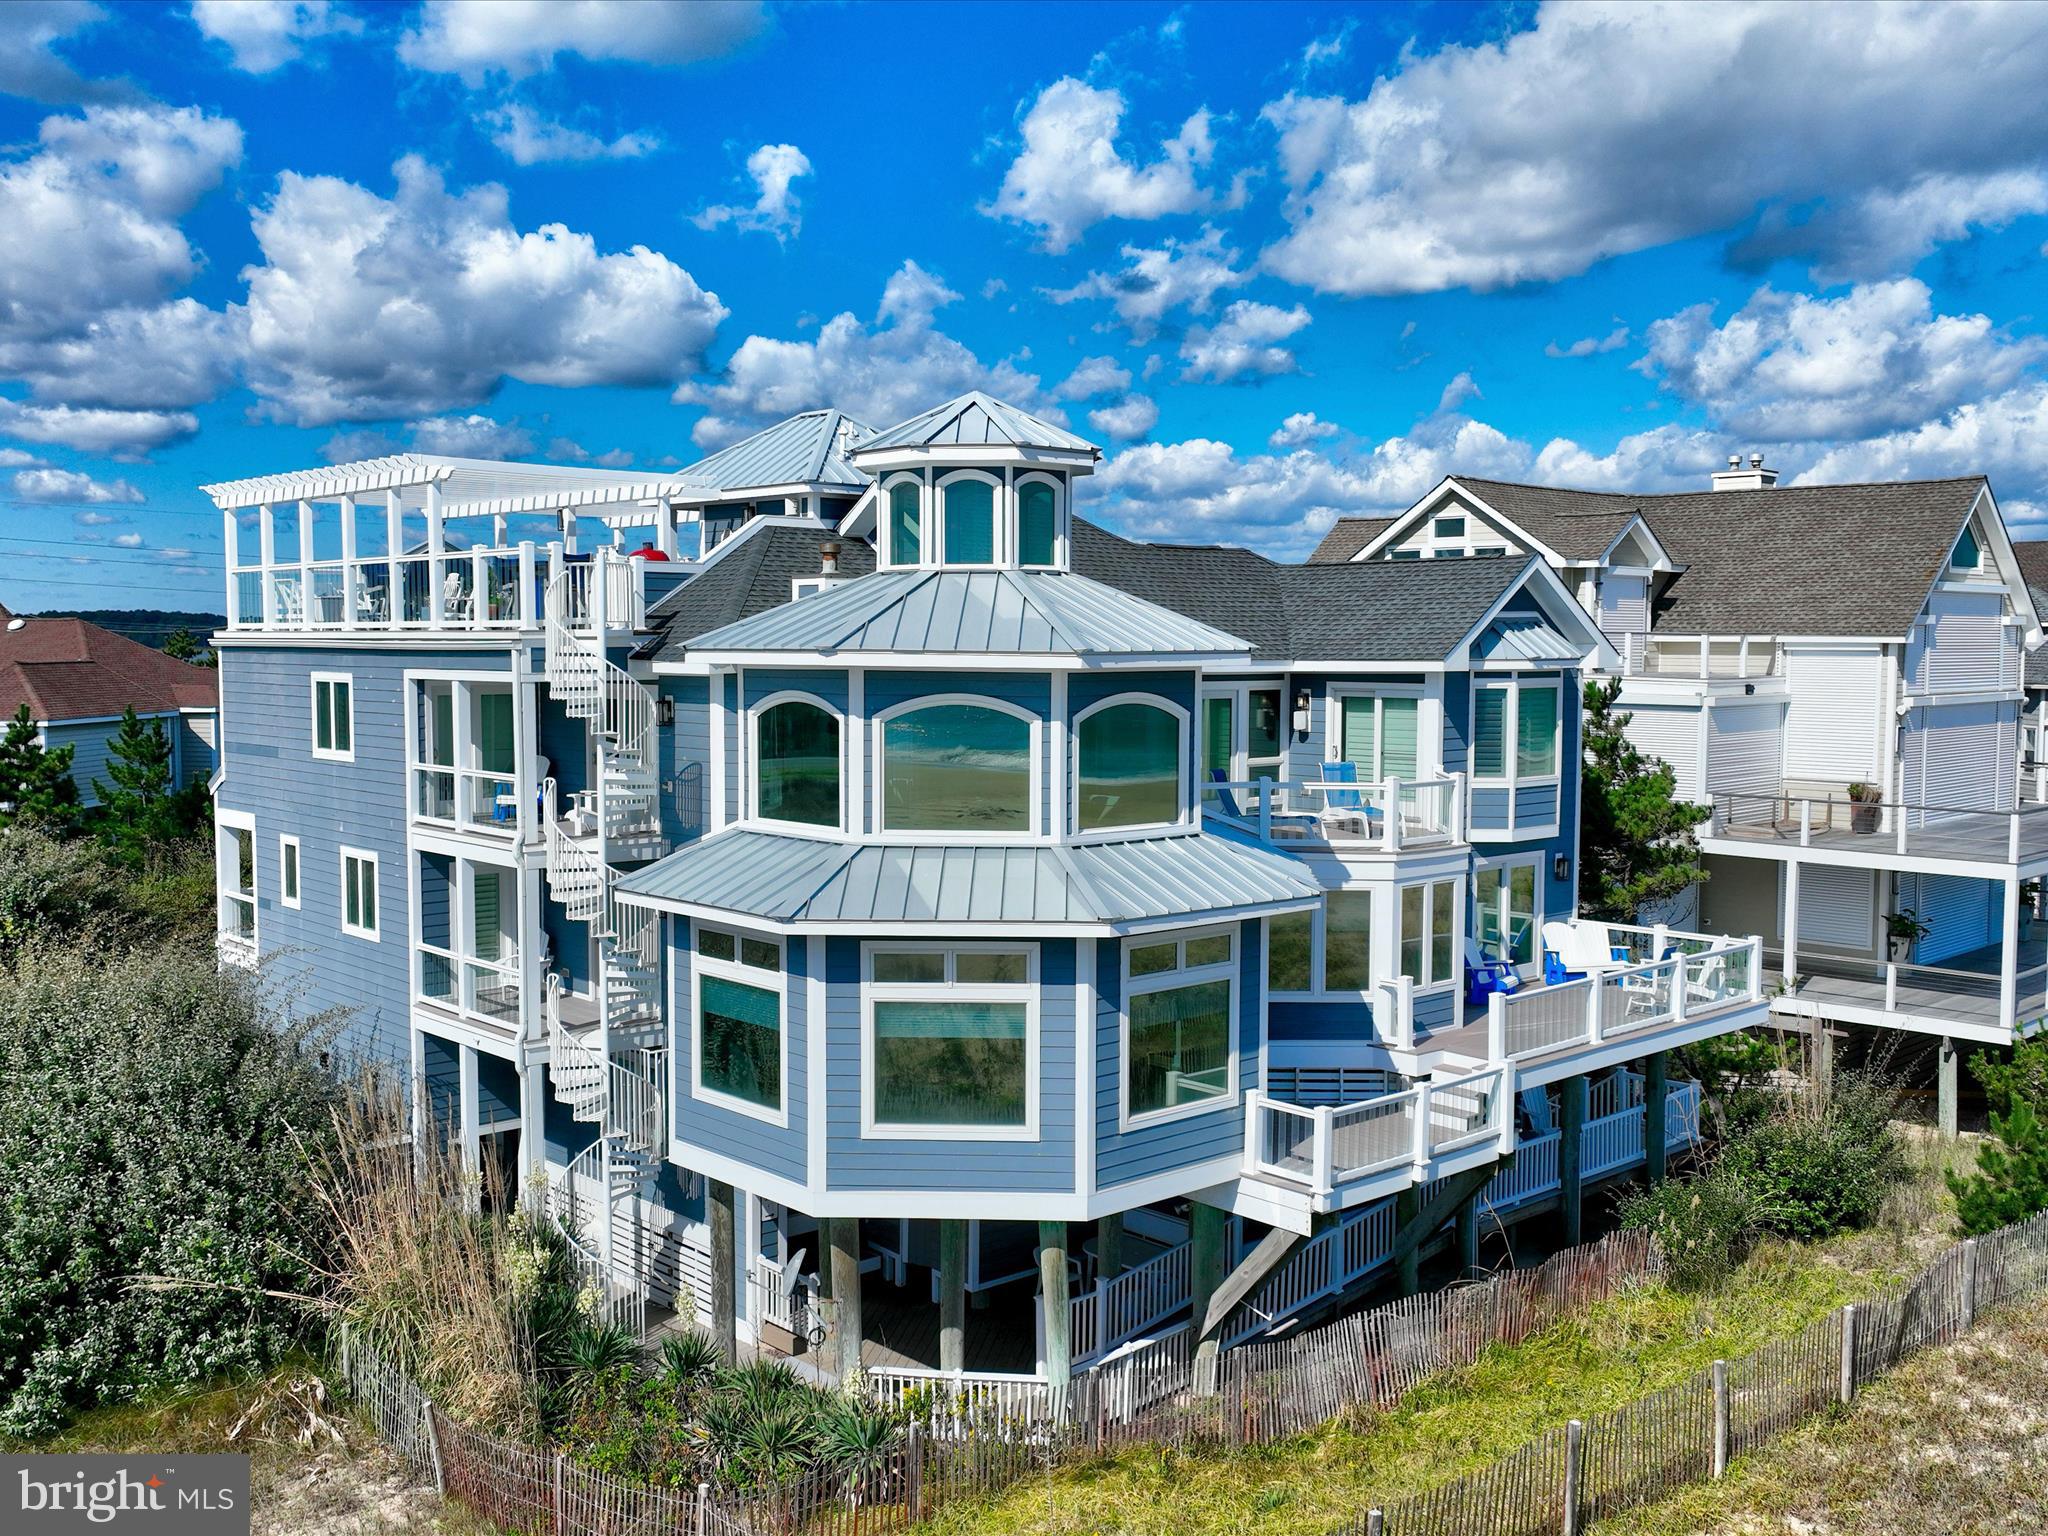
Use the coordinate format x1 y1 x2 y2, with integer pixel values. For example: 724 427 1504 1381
221 507 240 624
2000 873 2021 1033
520 862 545 1048
655 504 678 558
1783 860 1801 982
257 503 277 626
386 489 405 622
426 482 446 626
458 1044 481 1174
339 494 358 629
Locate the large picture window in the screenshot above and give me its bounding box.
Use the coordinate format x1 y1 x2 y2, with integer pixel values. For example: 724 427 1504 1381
1017 479 1057 566
865 945 1036 1136
1075 698 1183 831
1124 929 1236 1126
1474 678 1560 783
880 700 1033 833
889 480 922 566
1268 890 1374 996
754 697 840 828
943 477 996 565
695 926 783 1119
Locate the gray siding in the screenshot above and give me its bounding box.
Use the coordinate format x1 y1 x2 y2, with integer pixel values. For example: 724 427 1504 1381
670 918 808 1185
660 676 711 845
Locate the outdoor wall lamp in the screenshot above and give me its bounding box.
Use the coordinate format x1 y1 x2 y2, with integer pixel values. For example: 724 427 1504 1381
1292 689 1312 737
1553 853 1571 883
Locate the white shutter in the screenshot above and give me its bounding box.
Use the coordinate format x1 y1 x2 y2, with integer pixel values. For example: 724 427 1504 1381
1706 702 1783 795
1788 865 1875 951
1910 591 2004 693
1597 575 1648 642
1903 702 2004 816
1782 646 1883 781
1622 705 1704 803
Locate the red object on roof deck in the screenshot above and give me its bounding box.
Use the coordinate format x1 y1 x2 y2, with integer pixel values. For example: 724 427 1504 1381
0 616 218 724
628 543 670 561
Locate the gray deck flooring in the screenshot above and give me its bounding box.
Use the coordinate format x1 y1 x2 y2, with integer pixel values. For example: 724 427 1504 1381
1714 807 2048 866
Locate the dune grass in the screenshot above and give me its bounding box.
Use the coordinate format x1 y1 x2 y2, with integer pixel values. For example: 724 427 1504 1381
926 1135 1971 1536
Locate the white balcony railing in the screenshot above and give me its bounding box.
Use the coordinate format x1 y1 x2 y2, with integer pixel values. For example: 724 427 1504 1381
412 764 526 837
1245 1059 1513 1203
418 942 523 1029
1619 632 1781 680
227 544 546 634
1204 772 1465 851
1487 930 1763 1063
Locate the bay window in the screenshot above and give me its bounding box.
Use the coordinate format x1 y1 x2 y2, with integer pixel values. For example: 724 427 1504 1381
1399 879 1456 989
865 945 1036 1136
1124 929 1235 1125
1075 697 1184 832
695 925 784 1120
879 699 1034 834
753 696 840 828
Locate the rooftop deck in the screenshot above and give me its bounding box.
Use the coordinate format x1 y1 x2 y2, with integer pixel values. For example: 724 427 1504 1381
1709 791 2048 870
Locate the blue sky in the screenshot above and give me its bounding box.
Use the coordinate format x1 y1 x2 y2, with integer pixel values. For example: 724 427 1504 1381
3 0 2047 614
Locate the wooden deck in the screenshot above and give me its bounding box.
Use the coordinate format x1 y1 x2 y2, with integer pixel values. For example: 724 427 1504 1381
1764 943 2048 1035
1712 806 2048 867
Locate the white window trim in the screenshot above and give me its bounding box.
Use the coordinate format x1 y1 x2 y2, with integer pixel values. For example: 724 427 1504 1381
1471 676 1562 787
871 693 1044 842
1070 691 1192 839
339 844 380 941
311 671 355 763
861 941 1041 1142
1119 925 1239 1133
691 924 790 1129
1397 876 1459 993
881 472 927 571
1265 886 1378 1001
1324 684 1429 782
1014 470 1066 570
745 689 848 836
215 806 257 956
1473 854 1542 972
279 833 301 910
1200 682 1288 787
936 468 1005 570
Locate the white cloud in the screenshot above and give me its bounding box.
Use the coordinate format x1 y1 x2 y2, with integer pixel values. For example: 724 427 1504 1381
0 297 241 412
400 0 765 82
1047 226 1251 343
675 260 1053 448
1529 425 1727 492
1055 355 1133 401
406 413 536 458
109 530 144 546
9 466 144 504
1638 279 2044 443
1269 411 1337 448
1088 395 1158 442
1798 381 2048 518
1179 300 1310 382
487 104 658 166
0 449 45 470
691 143 812 241
985 78 1221 252
319 427 398 463
191 0 362 74
238 155 728 424
0 400 198 458
981 278 1008 301
1260 2 2048 296
0 2 123 104
1545 326 1630 359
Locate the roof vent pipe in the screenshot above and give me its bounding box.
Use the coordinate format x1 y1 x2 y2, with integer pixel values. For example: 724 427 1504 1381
820 540 841 575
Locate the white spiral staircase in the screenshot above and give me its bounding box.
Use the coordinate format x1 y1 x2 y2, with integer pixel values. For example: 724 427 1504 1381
537 550 670 1331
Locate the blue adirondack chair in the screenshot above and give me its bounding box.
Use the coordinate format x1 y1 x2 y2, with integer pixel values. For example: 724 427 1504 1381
1464 935 1522 1007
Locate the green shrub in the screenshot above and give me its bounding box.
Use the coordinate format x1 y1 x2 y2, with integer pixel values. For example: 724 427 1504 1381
0 943 343 1435
1619 1170 1758 1290
1949 1099 2048 1236
1718 1068 1905 1240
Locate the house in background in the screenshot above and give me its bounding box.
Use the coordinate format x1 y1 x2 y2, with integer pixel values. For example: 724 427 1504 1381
0 604 219 806
2013 541 2048 803
1318 463 2048 1122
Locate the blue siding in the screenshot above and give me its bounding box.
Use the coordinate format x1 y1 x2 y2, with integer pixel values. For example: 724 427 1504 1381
741 666 850 714
1515 782 1560 824
1094 921 1261 1191
670 918 807 1185
824 935 1076 1193
476 1050 521 1127
722 672 740 826
1470 785 1512 832
218 645 511 1068
544 1078 597 1163
49 710 216 803
1441 673 1471 776
660 677 711 845
539 696 588 802
421 1031 460 1134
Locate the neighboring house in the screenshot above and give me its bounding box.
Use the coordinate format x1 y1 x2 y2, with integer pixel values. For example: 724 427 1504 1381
0 605 219 807
1321 462 2048 1108
2012 541 2048 803
203 395 1767 1387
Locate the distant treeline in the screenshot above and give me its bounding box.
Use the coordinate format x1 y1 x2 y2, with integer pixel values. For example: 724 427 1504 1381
43 610 227 650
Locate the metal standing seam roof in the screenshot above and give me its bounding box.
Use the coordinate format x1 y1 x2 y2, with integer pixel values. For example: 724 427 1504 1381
856 392 1098 455
615 828 1322 926
1472 615 1583 665
682 567 1253 659
680 410 875 495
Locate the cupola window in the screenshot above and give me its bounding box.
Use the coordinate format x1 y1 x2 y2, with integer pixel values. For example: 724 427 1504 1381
889 481 922 567
1018 479 1058 567
943 478 996 565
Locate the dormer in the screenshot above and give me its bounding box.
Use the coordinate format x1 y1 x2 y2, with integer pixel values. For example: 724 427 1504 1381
849 393 1100 574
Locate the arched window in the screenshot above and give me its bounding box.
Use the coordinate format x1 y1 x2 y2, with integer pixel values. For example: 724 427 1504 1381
1017 479 1057 566
888 480 922 567
881 701 1032 832
1076 699 1183 831
755 698 840 828
943 478 996 565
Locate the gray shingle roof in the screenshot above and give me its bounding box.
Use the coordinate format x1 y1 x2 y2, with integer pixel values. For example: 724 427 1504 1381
856 392 1097 455
1448 476 1989 638
641 523 873 654
683 410 873 494
1308 516 1395 562
1071 518 1535 663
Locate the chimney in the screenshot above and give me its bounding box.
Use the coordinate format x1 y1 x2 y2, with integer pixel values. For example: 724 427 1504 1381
1711 451 1779 492
819 540 841 575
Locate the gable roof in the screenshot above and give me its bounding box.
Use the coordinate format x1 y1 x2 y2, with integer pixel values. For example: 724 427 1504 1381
680 410 874 497
855 392 1098 456
1070 518 1540 664
0 616 218 723
1308 516 1395 563
641 521 874 655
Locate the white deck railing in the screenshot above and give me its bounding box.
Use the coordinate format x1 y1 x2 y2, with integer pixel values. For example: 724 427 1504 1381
1619 632 1781 680
1245 1059 1514 1201
1203 772 1466 851
229 545 541 633
1488 931 1763 1063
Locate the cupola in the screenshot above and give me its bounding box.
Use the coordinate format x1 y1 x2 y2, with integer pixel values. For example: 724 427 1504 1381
850 392 1099 574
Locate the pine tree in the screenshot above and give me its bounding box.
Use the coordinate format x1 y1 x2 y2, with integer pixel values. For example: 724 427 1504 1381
162 627 200 660
1949 1099 2048 1235
0 703 81 834
92 706 178 861
1578 678 1711 921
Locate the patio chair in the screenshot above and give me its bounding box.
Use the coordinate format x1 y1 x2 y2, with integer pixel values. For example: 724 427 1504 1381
1682 952 1728 1009
1315 760 1376 838
1204 769 1318 840
442 569 474 622
1463 935 1522 1007
274 577 304 625
1541 920 1631 984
